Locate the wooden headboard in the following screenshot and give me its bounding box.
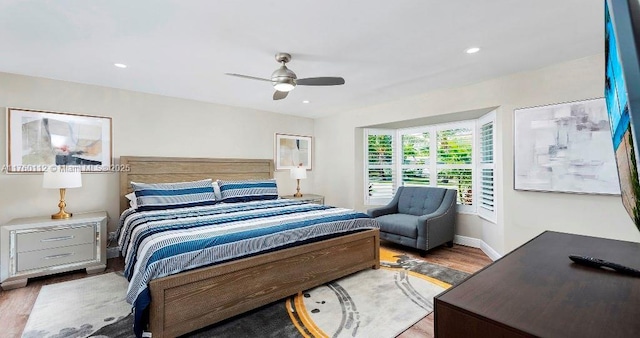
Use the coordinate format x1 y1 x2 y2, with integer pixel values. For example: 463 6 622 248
119 156 274 213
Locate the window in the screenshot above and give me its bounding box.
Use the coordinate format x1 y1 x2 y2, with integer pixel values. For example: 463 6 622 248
401 131 430 187
364 111 496 217
436 126 473 207
365 129 395 205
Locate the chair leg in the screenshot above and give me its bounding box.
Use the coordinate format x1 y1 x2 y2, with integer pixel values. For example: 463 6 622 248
420 250 428 257
446 241 454 248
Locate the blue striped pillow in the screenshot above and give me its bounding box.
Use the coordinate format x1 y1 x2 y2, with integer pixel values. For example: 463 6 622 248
131 179 217 211
218 179 278 203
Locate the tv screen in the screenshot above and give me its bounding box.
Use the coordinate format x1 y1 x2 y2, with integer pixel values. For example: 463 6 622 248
605 0 640 231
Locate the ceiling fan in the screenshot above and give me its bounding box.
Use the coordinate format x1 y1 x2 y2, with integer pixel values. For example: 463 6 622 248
225 52 345 100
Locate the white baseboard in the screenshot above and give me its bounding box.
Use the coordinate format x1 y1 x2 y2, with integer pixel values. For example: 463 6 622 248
454 235 502 261
480 241 501 261
453 235 482 248
106 246 120 259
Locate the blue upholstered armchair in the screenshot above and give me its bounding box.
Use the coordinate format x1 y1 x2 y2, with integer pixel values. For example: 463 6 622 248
367 186 457 256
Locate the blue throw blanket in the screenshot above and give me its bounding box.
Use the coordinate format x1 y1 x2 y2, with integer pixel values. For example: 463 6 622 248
116 199 378 337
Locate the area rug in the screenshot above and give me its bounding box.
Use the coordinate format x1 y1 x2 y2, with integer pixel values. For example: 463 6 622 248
22 248 469 338
22 272 131 338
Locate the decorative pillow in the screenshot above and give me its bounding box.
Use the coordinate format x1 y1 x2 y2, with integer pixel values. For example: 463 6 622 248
125 192 137 209
131 179 217 211
212 180 223 201
218 179 278 203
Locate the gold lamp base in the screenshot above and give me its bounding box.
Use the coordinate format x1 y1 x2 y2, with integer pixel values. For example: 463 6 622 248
294 179 303 197
51 210 72 219
51 188 73 219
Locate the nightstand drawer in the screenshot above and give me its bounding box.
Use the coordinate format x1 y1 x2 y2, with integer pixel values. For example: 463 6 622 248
17 243 95 272
16 225 95 253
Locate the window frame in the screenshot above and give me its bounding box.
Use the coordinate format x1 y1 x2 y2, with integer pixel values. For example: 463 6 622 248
433 121 475 213
364 112 497 218
365 121 476 214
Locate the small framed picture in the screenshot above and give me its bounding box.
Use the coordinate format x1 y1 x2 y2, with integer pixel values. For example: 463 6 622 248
7 108 112 172
275 133 312 170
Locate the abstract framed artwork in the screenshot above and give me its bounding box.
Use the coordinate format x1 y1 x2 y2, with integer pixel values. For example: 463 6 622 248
7 108 112 172
275 133 312 170
514 98 621 194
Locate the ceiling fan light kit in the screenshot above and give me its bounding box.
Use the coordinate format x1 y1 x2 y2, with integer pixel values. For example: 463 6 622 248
273 81 295 92
226 52 345 100
272 71 296 92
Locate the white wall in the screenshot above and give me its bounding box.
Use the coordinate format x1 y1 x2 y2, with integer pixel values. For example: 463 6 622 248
0 72 315 234
315 54 640 255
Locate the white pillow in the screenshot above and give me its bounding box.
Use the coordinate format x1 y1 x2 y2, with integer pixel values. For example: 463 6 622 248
126 192 137 209
212 180 223 201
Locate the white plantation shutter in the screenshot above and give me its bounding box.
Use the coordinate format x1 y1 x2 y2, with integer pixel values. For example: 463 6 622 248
365 129 395 204
478 111 496 221
480 122 494 164
437 169 473 203
480 168 494 210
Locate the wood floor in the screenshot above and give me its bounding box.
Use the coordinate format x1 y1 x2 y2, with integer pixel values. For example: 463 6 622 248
387 242 494 338
0 256 126 338
0 242 492 338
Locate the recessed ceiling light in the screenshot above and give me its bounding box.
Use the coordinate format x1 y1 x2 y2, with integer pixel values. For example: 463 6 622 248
114 63 127 68
465 47 480 54
303 100 310 104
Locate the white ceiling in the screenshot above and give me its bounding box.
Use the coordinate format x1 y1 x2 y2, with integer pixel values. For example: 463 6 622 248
0 0 604 118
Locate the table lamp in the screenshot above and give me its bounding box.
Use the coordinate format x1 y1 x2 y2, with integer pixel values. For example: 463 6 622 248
290 166 307 197
43 166 82 219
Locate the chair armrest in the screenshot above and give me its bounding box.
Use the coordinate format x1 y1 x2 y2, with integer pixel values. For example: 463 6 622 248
416 208 452 227
416 196 454 223
367 204 398 218
416 190 457 245
366 187 402 218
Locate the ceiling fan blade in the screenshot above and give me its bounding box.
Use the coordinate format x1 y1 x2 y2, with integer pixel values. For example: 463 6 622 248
296 77 345 86
273 90 288 100
225 73 271 82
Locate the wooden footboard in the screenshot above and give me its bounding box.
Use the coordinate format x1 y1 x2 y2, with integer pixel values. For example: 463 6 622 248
148 228 380 338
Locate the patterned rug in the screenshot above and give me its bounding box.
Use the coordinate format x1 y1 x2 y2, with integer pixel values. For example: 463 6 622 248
22 248 469 338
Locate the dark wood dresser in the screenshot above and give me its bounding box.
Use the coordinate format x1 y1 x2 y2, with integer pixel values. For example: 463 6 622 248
434 231 640 337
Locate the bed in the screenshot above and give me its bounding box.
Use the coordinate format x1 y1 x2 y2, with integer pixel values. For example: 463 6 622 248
118 156 380 338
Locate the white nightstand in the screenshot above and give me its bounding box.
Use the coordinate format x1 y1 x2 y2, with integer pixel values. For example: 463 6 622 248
0 211 107 290
280 194 325 205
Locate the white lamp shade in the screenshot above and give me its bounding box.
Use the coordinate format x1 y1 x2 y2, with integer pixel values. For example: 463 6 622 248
290 167 307 180
43 167 82 189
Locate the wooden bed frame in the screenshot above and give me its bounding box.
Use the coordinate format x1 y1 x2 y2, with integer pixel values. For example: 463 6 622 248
119 156 380 338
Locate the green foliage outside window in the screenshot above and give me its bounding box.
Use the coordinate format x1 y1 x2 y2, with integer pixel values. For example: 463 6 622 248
368 135 393 165
368 135 393 197
437 128 472 164
402 133 429 165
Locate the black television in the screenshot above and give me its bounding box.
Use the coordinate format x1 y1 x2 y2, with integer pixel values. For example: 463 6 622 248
605 0 640 232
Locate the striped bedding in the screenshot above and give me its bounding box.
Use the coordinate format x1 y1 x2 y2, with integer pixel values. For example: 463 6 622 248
116 199 378 335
